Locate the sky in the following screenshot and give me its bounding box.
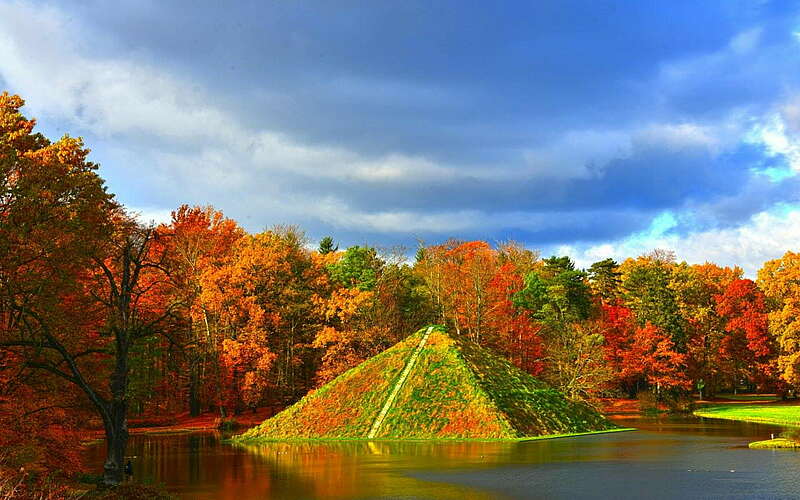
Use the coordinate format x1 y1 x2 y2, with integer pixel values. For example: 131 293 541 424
1 0 799 275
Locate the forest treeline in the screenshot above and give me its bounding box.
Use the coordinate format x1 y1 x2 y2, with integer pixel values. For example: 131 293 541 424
3 92 800 488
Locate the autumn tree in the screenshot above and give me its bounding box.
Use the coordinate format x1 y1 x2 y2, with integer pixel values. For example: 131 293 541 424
414 239 462 328
757 251 800 390
314 245 432 384
496 240 540 277
486 262 544 376
598 304 689 397
415 240 545 373
598 303 637 395
439 241 500 342
0 93 156 485
620 253 687 351
201 227 327 409
619 323 691 395
513 256 608 400
157 205 244 416
88 224 177 484
670 262 741 396
715 279 775 391
588 258 622 304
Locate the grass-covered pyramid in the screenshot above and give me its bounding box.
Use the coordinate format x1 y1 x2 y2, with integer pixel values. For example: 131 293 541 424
237 326 615 440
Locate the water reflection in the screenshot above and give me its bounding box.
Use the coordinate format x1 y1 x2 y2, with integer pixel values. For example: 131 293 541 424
83 417 800 499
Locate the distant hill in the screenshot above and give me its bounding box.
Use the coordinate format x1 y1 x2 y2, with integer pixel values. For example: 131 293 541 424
236 326 615 440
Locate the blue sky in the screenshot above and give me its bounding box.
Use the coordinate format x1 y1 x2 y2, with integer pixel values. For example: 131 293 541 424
1 0 799 274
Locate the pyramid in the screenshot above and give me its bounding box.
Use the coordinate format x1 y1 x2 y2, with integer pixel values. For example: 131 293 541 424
237 326 615 440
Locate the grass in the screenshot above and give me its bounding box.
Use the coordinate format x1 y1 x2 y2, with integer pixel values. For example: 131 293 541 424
516 427 634 441
694 403 800 427
231 427 635 443
236 333 416 439
748 437 800 449
713 394 779 402
456 333 613 436
236 326 616 441
376 331 515 438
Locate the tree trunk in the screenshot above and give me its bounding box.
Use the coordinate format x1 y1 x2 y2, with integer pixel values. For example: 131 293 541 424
103 335 129 487
102 405 129 486
188 356 201 417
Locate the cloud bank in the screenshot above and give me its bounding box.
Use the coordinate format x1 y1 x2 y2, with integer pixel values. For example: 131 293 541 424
1 0 798 275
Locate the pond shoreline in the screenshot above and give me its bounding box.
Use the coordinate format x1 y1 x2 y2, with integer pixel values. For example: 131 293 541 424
82 415 800 499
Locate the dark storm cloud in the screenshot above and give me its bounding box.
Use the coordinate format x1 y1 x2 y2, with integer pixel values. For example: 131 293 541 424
52 1 800 157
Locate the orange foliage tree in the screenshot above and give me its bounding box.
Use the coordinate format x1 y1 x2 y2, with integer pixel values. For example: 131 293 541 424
156 205 244 415
416 240 543 374
758 251 800 390
201 227 327 411
313 245 432 384
0 92 146 485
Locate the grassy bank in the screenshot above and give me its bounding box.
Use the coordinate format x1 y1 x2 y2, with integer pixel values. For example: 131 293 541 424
748 437 800 449
81 408 277 443
230 427 635 443
693 402 800 427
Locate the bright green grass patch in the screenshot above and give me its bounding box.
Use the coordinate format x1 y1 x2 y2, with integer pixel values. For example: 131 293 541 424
694 403 800 427
516 427 635 441
378 332 514 439
714 394 779 402
748 437 800 449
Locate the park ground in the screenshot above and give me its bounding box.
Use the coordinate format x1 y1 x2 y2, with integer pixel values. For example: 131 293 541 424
693 395 800 427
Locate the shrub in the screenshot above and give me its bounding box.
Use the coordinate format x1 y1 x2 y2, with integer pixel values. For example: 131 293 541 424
637 390 660 415
214 417 241 431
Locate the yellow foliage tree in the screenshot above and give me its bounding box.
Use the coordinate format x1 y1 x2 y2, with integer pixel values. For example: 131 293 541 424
757 251 800 388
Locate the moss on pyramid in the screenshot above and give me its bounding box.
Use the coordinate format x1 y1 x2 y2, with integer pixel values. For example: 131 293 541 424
236 326 615 441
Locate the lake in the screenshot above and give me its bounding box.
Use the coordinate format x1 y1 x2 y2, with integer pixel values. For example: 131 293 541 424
84 416 800 499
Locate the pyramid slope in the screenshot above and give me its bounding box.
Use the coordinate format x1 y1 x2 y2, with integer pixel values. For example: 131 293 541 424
237 326 615 440
239 333 418 439
374 331 515 438
456 334 610 436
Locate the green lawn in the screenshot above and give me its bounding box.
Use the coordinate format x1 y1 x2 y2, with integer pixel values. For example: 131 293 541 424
748 437 800 449
694 403 800 427
714 394 779 402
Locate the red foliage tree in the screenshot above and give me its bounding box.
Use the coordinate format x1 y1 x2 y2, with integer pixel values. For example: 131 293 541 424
599 303 690 395
715 279 776 390
486 262 544 375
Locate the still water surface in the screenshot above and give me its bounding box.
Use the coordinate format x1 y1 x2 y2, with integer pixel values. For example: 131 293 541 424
84 417 800 499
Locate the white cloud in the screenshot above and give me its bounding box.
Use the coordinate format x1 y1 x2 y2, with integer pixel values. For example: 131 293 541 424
635 123 722 152
561 206 800 277
0 1 463 202
783 95 800 135
128 206 173 226
747 111 800 173
729 27 763 54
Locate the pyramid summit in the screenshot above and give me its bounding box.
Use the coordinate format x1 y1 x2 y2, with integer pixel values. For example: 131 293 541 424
237 326 616 440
